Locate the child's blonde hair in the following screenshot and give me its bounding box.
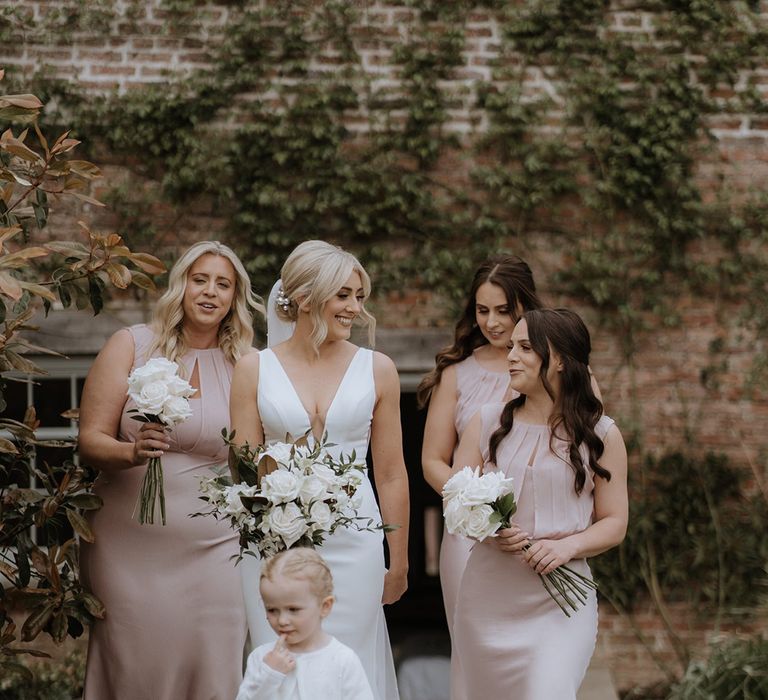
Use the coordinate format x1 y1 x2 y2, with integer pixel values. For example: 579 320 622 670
261 548 334 600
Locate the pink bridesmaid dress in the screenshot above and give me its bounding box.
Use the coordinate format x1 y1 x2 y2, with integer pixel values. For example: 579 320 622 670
438 352 510 698
451 402 614 699
79 324 247 700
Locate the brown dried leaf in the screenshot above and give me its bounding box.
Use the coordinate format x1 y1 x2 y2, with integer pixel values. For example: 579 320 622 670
0 94 43 110
0 437 18 454
66 509 95 543
0 270 23 299
104 262 132 289
128 252 166 275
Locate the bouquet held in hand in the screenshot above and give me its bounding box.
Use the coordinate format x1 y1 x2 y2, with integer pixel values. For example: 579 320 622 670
127 357 195 525
442 466 597 617
196 431 383 558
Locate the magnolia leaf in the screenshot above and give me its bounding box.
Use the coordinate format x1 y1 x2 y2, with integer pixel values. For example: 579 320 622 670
0 225 22 245
29 548 50 577
129 270 156 291
104 262 132 289
66 160 100 178
20 602 57 642
1 139 44 164
46 240 91 256
66 493 102 510
88 276 104 314
81 591 106 619
0 94 43 110
0 270 23 299
0 561 16 580
18 281 57 302
66 509 95 543
33 122 49 157
70 191 105 207
127 252 166 275
0 247 50 268
257 454 278 485
0 437 18 453
8 171 32 187
6 350 44 374
60 407 80 420
1 184 15 207
50 610 68 644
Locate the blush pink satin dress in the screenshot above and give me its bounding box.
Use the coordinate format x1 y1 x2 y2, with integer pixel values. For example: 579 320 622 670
451 403 614 699
438 353 510 699
80 324 247 700
439 354 510 627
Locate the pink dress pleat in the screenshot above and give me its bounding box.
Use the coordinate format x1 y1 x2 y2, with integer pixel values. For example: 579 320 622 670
80 324 247 700
451 403 614 700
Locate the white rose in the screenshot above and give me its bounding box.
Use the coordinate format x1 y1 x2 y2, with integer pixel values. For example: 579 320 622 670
130 380 170 415
263 502 308 548
164 374 196 398
262 442 294 466
442 466 479 502
222 483 256 518
127 358 179 391
443 497 471 536
464 504 499 541
311 463 339 489
160 395 192 426
262 469 302 504
458 471 505 507
298 475 327 505
309 501 334 532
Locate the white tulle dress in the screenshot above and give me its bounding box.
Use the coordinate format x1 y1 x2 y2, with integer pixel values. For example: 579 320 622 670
239 347 399 700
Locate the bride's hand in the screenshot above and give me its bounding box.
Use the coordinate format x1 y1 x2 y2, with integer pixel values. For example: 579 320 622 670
382 567 408 605
494 525 530 554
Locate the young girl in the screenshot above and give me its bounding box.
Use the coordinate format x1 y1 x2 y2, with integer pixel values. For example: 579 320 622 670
236 548 375 700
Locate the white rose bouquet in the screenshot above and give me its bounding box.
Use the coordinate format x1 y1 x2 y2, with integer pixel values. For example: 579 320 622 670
126 357 195 525
195 431 382 558
442 466 597 617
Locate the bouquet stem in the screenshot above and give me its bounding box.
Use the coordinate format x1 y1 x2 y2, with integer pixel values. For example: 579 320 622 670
135 456 166 525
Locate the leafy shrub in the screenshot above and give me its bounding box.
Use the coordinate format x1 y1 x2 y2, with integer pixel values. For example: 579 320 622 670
0 649 84 700
667 636 768 699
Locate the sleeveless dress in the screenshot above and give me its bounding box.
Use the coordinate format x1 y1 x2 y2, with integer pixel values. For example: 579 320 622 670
438 352 510 638
239 347 399 700
451 403 614 699
80 324 247 700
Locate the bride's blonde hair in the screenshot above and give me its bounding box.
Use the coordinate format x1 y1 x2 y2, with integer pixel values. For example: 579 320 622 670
149 241 263 368
278 240 375 352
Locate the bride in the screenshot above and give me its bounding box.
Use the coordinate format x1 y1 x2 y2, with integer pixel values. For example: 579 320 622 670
230 240 409 700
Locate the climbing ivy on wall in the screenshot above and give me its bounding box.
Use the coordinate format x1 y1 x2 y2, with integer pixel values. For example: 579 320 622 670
3 0 768 342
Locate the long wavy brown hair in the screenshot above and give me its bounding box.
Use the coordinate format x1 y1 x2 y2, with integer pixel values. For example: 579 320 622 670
416 256 541 407
488 308 610 494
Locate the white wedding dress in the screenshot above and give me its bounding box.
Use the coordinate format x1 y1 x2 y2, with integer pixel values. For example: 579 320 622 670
240 347 400 700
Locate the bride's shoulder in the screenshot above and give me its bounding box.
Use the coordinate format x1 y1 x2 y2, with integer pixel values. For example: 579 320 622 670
233 348 261 373
371 350 398 383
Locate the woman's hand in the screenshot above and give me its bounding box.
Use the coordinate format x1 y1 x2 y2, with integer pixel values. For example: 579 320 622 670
382 567 408 605
131 422 170 466
264 635 295 674
493 524 530 554
523 538 576 576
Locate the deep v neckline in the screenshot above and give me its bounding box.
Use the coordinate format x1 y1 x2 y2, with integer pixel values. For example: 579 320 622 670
267 347 362 440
